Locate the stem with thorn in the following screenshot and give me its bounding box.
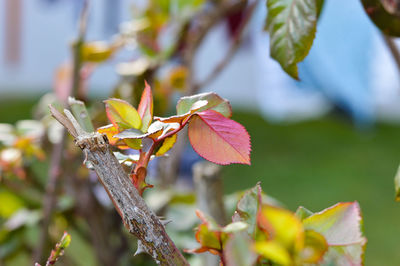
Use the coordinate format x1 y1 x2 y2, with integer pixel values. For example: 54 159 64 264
49 106 189 265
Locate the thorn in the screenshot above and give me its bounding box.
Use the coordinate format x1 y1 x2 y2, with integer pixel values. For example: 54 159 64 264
158 216 172 226
134 240 147 256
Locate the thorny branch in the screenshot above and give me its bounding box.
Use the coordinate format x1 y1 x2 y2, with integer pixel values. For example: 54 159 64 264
49 106 189 266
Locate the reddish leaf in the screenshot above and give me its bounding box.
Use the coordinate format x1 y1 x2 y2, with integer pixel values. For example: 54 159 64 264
137 81 153 132
188 110 251 165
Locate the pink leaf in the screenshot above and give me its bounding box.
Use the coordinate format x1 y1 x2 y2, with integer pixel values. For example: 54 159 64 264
188 110 251 165
137 81 153 132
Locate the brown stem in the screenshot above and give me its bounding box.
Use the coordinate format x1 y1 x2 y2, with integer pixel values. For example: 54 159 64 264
50 107 189 265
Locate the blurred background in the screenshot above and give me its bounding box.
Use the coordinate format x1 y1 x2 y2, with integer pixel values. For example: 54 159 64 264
1 0 400 265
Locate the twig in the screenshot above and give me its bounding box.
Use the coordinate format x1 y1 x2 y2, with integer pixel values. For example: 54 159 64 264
33 1 90 262
49 107 189 266
382 33 400 78
183 0 248 95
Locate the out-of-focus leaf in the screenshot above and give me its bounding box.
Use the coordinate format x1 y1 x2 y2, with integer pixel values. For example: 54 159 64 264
68 97 94 132
4 209 41 231
104 98 142 130
116 58 151 77
186 210 222 255
302 202 366 265
395 164 400 201
137 81 154 132
361 0 400 36
186 210 247 256
224 233 257 266
258 205 304 253
266 0 318 79
0 190 24 218
300 229 328 263
176 92 232 118
81 41 113 63
0 148 25 179
188 110 251 165
295 206 314 221
221 222 248 233
15 120 44 139
254 240 291 266
0 123 15 146
232 183 263 236
168 66 188 91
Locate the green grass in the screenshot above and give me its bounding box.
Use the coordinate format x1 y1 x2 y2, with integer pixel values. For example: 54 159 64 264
2 99 400 265
223 111 400 266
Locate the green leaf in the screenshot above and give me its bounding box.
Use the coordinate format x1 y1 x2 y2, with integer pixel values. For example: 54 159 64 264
68 97 94 132
59 232 72 249
295 206 314 221
266 0 318 79
361 0 400 37
232 183 263 237
176 92 232 118
104 98 142 130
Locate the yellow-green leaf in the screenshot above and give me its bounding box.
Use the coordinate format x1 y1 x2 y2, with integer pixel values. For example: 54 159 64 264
155 135 177 156
104 98 142 130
